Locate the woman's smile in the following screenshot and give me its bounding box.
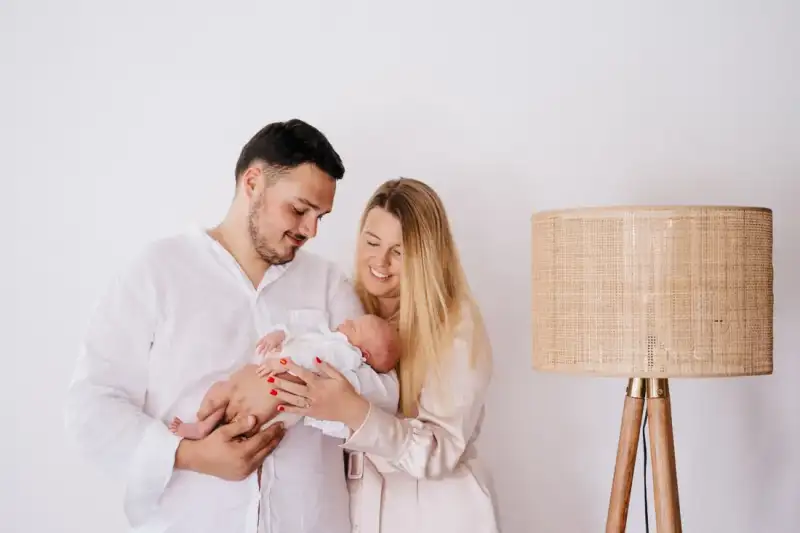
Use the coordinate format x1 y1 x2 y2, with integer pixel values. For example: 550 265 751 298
369 266 391 280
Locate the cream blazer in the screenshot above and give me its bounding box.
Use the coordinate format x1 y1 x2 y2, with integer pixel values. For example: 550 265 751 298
343 310 500 533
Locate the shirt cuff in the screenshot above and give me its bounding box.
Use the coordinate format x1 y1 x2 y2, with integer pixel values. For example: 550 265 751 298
123 419 182 527
343 402 410 459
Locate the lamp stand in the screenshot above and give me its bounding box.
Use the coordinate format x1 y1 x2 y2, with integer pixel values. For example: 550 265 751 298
605 378 682 532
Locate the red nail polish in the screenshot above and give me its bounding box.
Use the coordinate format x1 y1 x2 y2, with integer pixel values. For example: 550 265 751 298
267 376 275 383
280 358 287 365
270 389 277 396
315 357 322 364
277 406 285 411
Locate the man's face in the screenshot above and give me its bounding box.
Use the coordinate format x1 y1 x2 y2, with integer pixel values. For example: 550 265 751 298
246 163 335 265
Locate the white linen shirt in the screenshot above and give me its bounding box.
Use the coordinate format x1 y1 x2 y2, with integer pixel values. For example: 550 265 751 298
63 229 399 533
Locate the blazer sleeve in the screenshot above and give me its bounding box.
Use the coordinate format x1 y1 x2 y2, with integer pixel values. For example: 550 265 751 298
342 311 492 479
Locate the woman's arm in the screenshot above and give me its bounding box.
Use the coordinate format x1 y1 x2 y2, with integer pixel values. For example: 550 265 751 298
343 318 492 480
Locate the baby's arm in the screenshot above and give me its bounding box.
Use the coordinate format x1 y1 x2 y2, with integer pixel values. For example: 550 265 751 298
255 328 289 377
256 329 287 356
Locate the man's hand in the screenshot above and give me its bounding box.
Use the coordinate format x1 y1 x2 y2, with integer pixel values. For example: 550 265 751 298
175 415 285 481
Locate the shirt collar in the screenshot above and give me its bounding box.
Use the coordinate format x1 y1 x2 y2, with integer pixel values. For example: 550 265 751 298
192 227 293 295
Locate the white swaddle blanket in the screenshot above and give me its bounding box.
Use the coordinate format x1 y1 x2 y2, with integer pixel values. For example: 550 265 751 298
259 315 366 438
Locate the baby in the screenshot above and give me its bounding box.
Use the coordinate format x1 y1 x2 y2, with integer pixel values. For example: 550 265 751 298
169 313 399 440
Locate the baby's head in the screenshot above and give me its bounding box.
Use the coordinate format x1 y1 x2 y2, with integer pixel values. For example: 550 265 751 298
336 314 400 373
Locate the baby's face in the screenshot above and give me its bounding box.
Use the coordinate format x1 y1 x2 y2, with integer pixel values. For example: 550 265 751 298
336 315 398 373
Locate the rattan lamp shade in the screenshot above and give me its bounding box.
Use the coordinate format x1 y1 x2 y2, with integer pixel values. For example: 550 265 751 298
531 206 773 378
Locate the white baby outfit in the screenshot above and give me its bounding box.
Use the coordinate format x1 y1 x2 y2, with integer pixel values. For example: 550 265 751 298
259 312 368 438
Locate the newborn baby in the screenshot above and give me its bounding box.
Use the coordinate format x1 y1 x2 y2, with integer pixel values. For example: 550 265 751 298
169 313 399 440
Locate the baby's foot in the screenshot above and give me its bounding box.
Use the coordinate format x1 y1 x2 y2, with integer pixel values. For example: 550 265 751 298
168 417 183 433
169 417 206 440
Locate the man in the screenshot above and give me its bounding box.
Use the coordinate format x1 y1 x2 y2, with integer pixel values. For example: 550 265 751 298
64 119 399 533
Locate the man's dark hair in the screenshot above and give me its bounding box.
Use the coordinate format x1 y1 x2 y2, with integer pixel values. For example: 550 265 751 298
234 118 345 182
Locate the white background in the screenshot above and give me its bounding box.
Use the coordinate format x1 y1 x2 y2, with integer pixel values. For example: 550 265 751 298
2 1 798 532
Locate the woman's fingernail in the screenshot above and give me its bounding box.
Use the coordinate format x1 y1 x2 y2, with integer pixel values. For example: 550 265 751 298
315 357 322 364
277 405 285 412
280 358 287 365
270 389 277 396
267 376 275 383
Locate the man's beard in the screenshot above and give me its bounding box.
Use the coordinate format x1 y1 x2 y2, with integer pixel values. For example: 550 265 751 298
247 194 294 266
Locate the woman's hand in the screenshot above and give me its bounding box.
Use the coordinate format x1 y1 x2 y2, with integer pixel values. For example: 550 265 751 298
263 358 371 430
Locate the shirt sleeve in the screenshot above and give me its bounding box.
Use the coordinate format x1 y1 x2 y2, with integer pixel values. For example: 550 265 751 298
326 270 400 414
63 249 181 527
342 312 492 479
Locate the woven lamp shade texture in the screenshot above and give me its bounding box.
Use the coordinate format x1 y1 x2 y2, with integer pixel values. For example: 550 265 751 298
531 206 773 378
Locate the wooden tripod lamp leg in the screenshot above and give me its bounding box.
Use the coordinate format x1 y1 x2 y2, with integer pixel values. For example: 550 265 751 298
647 378 682 532
606 378 646 533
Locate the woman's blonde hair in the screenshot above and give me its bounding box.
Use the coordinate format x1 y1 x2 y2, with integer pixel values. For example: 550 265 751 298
354 178 481 417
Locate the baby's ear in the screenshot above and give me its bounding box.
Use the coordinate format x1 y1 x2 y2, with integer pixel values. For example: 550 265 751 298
361 349 371 361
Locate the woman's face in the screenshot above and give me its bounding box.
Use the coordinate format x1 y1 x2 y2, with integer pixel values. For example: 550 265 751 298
356 207 403 298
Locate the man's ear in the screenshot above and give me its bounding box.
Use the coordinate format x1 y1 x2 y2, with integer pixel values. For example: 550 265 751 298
239 166 262 199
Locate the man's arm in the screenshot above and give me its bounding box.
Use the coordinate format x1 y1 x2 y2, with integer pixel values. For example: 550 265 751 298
65 253 286 526
63 252 180 527
327 272 400 414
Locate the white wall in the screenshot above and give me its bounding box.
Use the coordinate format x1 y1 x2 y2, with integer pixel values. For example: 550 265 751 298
2 1 798 531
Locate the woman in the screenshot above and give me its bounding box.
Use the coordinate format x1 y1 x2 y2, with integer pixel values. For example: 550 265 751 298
265 178 500 533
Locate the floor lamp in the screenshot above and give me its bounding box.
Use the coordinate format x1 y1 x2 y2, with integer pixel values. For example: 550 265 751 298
530 206 774 532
